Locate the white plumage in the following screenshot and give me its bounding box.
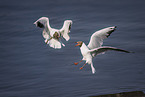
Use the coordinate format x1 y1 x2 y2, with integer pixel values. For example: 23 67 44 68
34 17 72 49
75 26 131 74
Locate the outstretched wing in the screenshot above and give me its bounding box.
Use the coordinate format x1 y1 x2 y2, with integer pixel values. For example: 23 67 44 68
87 26 116 50
89 46 131 57
34 17 52 40
60 20 73 41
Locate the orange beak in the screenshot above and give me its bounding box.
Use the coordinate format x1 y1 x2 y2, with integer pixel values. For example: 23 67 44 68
75 42 79 47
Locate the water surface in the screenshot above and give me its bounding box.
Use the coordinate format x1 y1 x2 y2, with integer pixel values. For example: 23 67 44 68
0 0 145 97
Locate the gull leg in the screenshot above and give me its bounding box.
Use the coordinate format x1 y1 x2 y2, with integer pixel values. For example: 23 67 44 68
45 37 52 44
74 60 83 65
80 63 86 70
45 39 49 44
59 37 65 47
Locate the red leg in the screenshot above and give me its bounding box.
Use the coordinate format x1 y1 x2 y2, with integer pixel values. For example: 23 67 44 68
74 60 83 65
80 63 86 70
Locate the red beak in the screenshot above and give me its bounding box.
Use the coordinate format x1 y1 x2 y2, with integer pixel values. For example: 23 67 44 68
75 44 79 47
75 42 79 47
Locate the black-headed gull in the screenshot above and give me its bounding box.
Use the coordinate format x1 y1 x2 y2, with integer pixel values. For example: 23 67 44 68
74 26 131 74
34 17 72 49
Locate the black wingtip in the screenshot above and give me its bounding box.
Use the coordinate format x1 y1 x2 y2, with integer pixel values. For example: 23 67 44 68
129 51 135 53
122 50 135 53
37 21 44 28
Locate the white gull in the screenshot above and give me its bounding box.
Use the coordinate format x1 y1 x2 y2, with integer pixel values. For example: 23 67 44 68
34 17 72 49
74 26 131 74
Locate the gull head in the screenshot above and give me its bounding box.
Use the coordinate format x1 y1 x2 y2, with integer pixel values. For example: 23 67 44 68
53 32 60 40
75 41 83 47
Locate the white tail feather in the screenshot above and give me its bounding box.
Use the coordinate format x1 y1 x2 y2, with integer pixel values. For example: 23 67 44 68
48 38 61 49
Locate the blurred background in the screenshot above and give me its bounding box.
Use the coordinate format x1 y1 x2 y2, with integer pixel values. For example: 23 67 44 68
0 0 145 97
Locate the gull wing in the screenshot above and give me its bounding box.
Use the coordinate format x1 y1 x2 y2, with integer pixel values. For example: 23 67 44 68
34 17 52 40
89 46 131 57
42 29 50 39
87 26 116 50
60 20 73 41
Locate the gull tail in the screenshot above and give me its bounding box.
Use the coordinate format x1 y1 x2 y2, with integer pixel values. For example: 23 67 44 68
48 38 62 49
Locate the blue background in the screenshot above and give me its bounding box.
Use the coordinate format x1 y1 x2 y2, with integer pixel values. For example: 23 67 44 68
0 0 145 97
